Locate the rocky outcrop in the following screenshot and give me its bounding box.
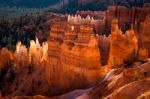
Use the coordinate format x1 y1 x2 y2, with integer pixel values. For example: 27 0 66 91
108 18 138 68
77 6 150 34
48 19 101 69
49 20 67 42
15 42 29 69
0 48 14 70
137 90 150 99
0 39 50 97
98 35 110 65
76 61 150 99
138 48 149 60
105 77 150 99
44 22 102 95
106 6 150 25
68 14 104 34
141 15 150 56
61 33 101 69
1 18 103 97
15 38 48 69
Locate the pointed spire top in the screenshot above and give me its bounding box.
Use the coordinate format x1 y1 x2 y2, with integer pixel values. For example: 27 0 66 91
112 17 118 25
111 17 119 31
71 26 74 31
131 24 134 30
36 37 40 47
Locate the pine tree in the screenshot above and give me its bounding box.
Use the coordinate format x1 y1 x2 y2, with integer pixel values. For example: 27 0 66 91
112 56 116 68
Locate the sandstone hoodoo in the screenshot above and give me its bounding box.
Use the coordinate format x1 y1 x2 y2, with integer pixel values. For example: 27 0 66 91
0 3 149 99
108 18 138 68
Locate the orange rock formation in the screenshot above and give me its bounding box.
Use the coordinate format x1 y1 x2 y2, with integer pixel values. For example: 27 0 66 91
45 20 102 91
1 13 150 98
15 38 48 69
108 18 138 68
0 48 14 70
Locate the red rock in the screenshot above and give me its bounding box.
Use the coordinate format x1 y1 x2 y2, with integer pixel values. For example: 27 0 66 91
106 77 150 99
108 18 138 68
0 48 14 70
141 15 150 56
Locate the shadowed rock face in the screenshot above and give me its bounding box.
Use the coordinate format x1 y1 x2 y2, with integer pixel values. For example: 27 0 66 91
77 6 150 35
97 35 110 65
141 15 150 56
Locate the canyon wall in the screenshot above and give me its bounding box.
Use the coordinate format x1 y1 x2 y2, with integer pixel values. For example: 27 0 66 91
77 6 150 34
45 20 102 91
1 11 150 97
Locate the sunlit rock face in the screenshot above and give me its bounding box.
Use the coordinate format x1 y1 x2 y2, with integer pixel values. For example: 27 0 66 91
105 77 150 99
44 20 102 95
49 20 67 42
61 27 101 69
108 18 138 68
141 15 150 56
76 11 106 19
15 42 28 69
68 15 99 25
68 14 104 34
77 61 150 99
137 90 150 99
6 39 49 97
15 38 48 69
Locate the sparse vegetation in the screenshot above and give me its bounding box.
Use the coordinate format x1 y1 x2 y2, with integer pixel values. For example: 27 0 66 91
112 56 116 68
124 49 137 66
132 71 144 81
0 13 50 51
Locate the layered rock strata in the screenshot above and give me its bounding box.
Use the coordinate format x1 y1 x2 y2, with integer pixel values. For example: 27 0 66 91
44 20 102 95
77 6 150 34
108 18 138 68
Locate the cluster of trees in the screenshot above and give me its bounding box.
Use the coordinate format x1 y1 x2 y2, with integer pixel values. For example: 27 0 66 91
58 0 107 14
0 13 50 51
0 0 148 18
0 6 45 19
59 0 148 14
0 0 59 8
